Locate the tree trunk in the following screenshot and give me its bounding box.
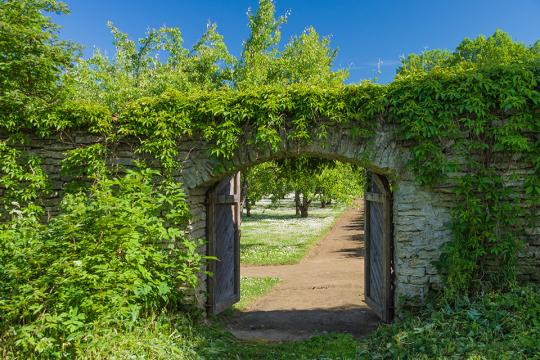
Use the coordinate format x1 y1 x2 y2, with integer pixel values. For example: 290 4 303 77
295 190 300 216
245 199 252 217
299 194 310 218
320 200 326 208
241 175 249 216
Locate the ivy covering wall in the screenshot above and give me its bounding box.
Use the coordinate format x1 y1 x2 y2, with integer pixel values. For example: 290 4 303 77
2 60 538 297
2 1 539 357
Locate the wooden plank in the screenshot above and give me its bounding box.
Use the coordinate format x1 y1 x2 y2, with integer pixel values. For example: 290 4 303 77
207 173 241 315
365 192 385 203
364 172 394 323
364 172 371 318
217 194 237 204
233 172 241 311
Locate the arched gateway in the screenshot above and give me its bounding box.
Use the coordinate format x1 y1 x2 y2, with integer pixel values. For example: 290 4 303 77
8 77 539 321
180 124 453 320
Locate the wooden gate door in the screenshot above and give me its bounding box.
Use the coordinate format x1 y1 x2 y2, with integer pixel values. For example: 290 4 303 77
364 172 393 322
207 173 241 314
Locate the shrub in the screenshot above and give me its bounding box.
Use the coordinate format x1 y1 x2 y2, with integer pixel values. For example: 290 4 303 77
0 169 204 358
360 286 540 359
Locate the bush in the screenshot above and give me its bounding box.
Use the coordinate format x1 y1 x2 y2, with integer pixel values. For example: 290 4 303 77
360 286 540 359
0 169 204 358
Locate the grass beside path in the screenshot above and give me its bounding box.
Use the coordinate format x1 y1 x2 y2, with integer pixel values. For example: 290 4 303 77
240 198 346 265
234 277 280 311
78 286 540 359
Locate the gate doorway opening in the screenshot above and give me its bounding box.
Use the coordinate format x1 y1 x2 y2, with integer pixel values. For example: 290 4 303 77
206 160 394 340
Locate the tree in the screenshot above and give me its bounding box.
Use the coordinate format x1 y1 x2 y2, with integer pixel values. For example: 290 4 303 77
62 0 356 217
68 22 234 114
316 162 364 207
242 162 289 216
0 0 78 132
397 30 540 78
234 0 347 88
243 157 364 218
235 1 351 216
234 0 287 88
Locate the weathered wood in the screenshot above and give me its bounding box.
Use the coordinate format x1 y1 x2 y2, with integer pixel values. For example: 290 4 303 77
207 173 241 314
364 172 393 322
365 192 385 203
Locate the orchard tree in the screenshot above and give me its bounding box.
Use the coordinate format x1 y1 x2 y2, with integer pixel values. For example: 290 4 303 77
237 0 351 214
280 158 364 217
397 30 540 78
0 0 78 132
60 0 357 217
244 158 364 218
234 0 346 88
316 162 364 208
68 22 234 114
242 162 290 216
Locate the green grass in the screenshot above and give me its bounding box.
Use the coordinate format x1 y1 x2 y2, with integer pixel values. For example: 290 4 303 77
360 286 540 359
70 286 540 359
234 277 280 311
241 198 345 265
196 328 360 360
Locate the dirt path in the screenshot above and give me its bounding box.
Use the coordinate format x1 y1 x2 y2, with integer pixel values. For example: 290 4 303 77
227 202 380 341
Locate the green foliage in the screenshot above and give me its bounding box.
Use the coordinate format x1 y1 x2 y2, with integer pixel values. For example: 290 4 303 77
361 286 540 359
388 32 540 294
68 0 346 116
234 277 280 311
75 314 361 360
75 314 201 359
119 83 382 166
2 0 538 357
60 144 109 186
0 169 204 357
316 162 364 205
195 328 360 360
67 21 234 114
51 286 540 358
5 27 537 297
0 0 78 133
398 29 540 77
0 141 49 218
236 0 347 88
439 171 523 295
243 161 290 207
243 159 364 217
1 23 537 298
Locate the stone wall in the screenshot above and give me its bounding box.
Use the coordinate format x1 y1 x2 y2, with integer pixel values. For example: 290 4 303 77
177 124 456 306
4 123 539 310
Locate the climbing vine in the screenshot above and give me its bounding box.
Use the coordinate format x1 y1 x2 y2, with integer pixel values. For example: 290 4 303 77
387 63 540 295
2 1 538 356
1 50 539 298
3 62 539 296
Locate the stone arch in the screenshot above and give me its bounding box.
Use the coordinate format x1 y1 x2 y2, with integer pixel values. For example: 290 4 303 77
5 122 537 313
181 124 454 309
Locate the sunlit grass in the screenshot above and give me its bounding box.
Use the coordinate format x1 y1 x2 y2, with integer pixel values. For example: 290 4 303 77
233 277 280 311
240 197 345 265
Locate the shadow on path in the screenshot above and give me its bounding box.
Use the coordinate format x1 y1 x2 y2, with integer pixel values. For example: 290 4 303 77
227 307 379 341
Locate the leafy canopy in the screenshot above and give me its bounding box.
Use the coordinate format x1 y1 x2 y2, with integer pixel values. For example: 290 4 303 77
0 0 78 132
68 21 234 114
0 168 203 357
68 0 347 115
398 29 540 77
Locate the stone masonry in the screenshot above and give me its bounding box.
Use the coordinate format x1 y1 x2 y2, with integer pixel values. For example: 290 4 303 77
4 122 539 311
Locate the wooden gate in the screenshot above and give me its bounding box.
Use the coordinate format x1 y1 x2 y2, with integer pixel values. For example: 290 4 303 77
207 173 241 314
364 172 393 322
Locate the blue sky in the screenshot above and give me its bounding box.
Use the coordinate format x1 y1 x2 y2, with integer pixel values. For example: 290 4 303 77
55 0 540 83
